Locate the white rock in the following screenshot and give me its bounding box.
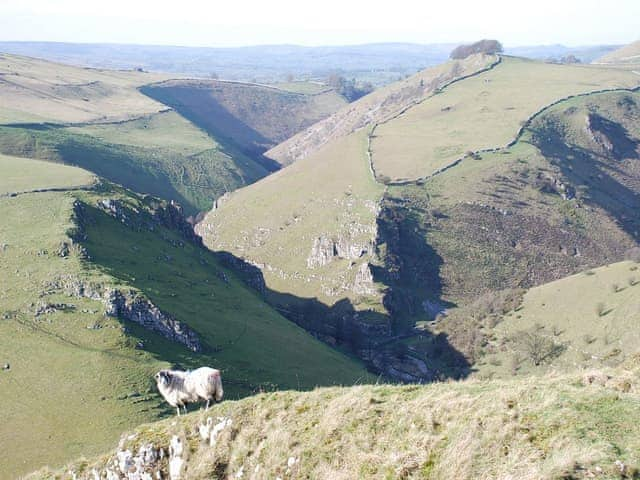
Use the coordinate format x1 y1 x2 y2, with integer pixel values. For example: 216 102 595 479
169 457 184 480
199 417 213 441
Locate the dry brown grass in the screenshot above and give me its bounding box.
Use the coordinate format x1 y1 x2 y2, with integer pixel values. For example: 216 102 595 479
34 357 640 479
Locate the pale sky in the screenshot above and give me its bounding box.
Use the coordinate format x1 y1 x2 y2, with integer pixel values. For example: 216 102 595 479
0 0 638 47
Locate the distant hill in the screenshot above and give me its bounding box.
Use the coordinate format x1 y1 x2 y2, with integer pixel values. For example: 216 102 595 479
140 79 347 160
266 53 498 166
0 41 457 85
506 44 620 63
0 54 346 214
29 356 640 480
0 156 373 477
0 41 621 87
595 40 640 64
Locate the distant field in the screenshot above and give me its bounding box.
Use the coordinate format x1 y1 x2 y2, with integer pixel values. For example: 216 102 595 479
371 56 640 181
0 153 94 195
274 81 332 94
0 53 169 123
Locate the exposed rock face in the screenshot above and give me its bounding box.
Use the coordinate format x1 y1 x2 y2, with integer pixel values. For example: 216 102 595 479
104 289 202 352
307 236 335 268
370 351 434 383
67 416 235 480
353 263 376 295
95 197 204 247
307 234 373 268
585 112 639 160
50 275 202 352
151 200 203 247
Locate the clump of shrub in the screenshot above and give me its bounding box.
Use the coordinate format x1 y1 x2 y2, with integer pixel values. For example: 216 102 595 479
514 329 565 366
439 288 525 363
450 39 503 60
596 302 606 317
470 288 525 323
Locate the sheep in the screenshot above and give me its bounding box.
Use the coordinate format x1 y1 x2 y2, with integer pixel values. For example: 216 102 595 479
154 367 223 415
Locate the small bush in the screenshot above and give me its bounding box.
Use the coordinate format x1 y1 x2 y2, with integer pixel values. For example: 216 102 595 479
515 330 565 366
611 283 621 293
596 302 606 317
629 276 638 286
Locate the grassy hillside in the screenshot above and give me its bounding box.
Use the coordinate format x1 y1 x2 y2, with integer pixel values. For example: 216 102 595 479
0 152 94 194
0 53 168 124
0 116 269 215
370 56 640 182
0 157 373 478
140 79 347 160
30 357 640 479
199 130 384 307
379 89 639 315
472 261 640 379
0 55 350 215
596 40 640 65
203 60 640 382
265 53 498 166
0 54 277 214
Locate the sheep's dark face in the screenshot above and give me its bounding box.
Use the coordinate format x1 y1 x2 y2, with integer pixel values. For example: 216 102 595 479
155 370 171 387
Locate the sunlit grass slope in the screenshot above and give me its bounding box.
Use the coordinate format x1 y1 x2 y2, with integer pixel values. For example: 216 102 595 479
266 54 497 166
0 152 94 194
0 53 168 124
371 56 640 181
0 157 373 477
596 40 640 65
475 261 640 379
198 129 385 308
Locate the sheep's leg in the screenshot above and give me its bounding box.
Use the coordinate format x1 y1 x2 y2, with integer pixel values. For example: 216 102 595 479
205 399 210 410
183 405 188 414
176 406 181 416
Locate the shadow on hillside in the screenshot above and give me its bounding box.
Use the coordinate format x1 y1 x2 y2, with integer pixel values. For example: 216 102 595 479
140 85 281 173
214 200 470 382
240 274 471 383
79 192 470 386
0 124 198 213
530 115 640 241
372 193 456 329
